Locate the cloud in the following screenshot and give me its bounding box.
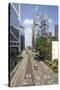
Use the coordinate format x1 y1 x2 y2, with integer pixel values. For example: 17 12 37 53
25 27 32 47
48 18 53 24
23 19 33 27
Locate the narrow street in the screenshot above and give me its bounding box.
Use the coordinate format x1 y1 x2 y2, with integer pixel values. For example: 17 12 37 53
10 49 58 87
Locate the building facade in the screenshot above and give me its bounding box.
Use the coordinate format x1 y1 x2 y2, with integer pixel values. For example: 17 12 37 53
34 14 49 38
55 24 58 41
52 24 58 60
52 41 59 60
20 26 25 51
40 14 49 37
9 3 25 53
34 15 40 42
32 13 49 47
8 3 25 72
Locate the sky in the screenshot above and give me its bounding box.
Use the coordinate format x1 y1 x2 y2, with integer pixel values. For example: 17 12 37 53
20 4 58 47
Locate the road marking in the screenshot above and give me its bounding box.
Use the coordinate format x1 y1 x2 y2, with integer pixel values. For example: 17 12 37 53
29 74 31 78
26 74 29 78
37 76 40 80
12 55 27 86
13 67 22 86
26 74 31 78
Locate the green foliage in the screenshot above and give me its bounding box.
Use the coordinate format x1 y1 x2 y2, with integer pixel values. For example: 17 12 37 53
34 36 51 60
44 60 58 73
35 37 48 51
52 59 58 64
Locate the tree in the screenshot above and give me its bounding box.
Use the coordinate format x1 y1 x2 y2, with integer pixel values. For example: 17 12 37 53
34 36 51 60
47 39 52 60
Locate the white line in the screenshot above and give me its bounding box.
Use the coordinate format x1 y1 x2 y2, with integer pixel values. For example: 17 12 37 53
10 45 19 48
13 67 22 86
11 3 19 17
10 30 19 41
10 41 19 43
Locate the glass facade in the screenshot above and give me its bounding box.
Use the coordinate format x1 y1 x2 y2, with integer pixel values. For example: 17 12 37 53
9 3 20 49
33 14 49 43
8 3 25 75
10 3 19 28
34 15 40 39
9 3 25 51
10 26 19 39
40 14 49 36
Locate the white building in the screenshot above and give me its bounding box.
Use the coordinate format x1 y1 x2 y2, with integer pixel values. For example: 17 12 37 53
52 41 59 60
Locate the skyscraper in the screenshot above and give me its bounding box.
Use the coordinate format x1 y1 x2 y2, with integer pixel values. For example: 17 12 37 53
8 3 25 73
32 13 49 47
40 14 49 37
55 24 58 41
34 16 40 40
